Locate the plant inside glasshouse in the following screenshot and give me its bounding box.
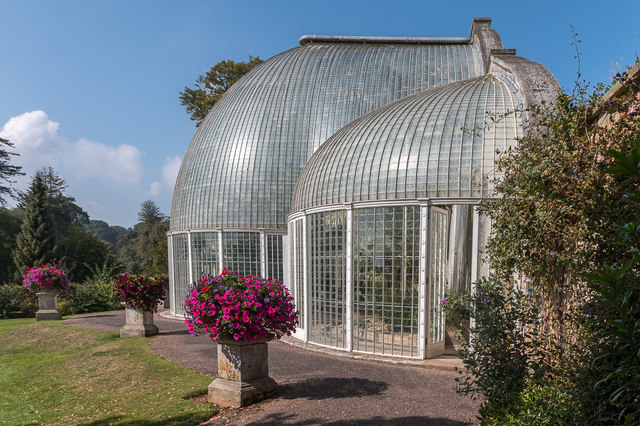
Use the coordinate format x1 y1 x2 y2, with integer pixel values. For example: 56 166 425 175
184 269 298 341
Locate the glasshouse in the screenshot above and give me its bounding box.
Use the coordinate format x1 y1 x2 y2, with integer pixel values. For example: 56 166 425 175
167 18 558 359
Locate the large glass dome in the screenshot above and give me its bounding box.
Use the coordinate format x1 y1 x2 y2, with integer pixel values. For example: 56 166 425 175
171 41 484 231
291 73 523 211
168 37 485 316
287 73 524 358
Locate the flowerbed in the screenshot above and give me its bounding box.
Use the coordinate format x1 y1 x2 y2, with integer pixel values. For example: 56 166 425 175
184 269 298 341
113 274 166 312
22 264 70 293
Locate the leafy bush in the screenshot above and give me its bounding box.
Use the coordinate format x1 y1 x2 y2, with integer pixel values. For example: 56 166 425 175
458 59 640 423
580 134 640 424
59 281 123 315
0 284 36 318
456 277 543 420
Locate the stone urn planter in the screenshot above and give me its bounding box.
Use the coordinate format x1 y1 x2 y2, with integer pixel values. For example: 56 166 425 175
120 303 159 337
208 338 277 407
35 289 62 321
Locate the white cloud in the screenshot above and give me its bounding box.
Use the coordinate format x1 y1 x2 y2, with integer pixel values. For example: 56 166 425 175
149 181 162 197
1 110 142 186
69 138 141 184
162 155 182 189
147 155 181 199
0 110 148 226
1 110 60 149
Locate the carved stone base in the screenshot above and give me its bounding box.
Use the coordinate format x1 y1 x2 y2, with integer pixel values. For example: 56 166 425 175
36 290 61 321
208 339 277 407
120 306 159 337
208 376 277 407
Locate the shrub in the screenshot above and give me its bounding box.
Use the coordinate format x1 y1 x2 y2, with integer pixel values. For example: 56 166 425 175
456 277 543 420
113 274 165 312
184 269 298 341
0 284 36 318
59 281 123 315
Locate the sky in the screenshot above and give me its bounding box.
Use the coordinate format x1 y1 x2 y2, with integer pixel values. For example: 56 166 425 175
1 0 639 228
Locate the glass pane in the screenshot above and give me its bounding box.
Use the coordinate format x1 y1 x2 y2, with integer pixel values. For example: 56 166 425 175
223 232 261 277
171 234 190 316
352 206 420 357
308 210 347 349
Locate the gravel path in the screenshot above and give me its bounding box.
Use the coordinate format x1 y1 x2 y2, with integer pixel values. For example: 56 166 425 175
63 311 480 425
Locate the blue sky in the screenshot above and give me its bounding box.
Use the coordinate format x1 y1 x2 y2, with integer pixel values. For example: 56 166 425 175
1 0 638 227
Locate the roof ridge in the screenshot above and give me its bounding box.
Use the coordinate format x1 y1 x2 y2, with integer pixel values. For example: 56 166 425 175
299 35 472 46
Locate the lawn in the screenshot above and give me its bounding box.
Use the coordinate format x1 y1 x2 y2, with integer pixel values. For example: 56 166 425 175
0 318 219 425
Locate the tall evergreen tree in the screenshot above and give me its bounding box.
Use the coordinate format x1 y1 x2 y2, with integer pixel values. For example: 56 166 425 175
13 175 56 274
138 200 164 225
0 137 24 206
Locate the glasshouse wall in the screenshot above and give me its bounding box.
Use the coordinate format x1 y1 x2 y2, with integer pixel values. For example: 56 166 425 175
167 231 286 316
287 201 483 359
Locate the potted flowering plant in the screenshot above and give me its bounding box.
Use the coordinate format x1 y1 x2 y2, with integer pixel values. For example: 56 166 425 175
184 269 298 407
113 274 165 337
22 264 70 321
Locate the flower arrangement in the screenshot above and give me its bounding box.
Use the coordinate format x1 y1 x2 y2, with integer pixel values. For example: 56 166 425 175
22 264 70 293
112 274 166 312
184 269 298 342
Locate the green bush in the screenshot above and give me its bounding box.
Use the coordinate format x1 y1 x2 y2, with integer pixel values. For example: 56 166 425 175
456 277 543 420
59 281 123 315
0 284 36 318
58 261 124 316
488 380 578 425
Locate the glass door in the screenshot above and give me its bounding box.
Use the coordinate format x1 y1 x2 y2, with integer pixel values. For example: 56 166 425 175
426 207 448 358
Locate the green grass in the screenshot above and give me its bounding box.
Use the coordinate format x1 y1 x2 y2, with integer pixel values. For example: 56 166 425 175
0 319 219 425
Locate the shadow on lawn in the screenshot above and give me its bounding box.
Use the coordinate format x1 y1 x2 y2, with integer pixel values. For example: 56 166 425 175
77 413 215 426
279 377 388 400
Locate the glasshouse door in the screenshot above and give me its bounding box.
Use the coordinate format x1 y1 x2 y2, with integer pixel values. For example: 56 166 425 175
426 207 449 358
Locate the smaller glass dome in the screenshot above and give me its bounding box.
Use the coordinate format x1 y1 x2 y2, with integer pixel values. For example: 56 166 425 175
290 74 523 212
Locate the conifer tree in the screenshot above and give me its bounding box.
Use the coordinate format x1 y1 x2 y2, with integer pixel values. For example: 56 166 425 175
13 175 56 275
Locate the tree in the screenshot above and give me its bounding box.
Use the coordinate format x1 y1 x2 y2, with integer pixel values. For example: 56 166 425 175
18 167 90 233
14 168 111 282
0 137 24 206
84 219 127 249
0 207 22 283
138 199 165 225
179 56 263 126
116 201 170 275
13 174 56 275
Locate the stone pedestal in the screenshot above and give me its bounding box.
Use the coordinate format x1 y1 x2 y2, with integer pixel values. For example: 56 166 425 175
35 290 62 321
119 305 159 337
208 339 277 407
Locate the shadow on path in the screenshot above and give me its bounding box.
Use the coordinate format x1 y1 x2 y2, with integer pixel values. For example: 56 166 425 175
279 377 388 400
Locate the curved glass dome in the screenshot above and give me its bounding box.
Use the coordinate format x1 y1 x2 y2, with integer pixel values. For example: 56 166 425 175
171 41 484 231
290 74 523 212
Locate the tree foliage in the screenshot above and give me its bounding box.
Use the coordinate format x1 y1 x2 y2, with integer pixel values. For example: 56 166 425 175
0 208 22 284
459 66 640 423
179 56 263 126
138 199 165 225
13 174 56 275
115 200 169 276
0 137 24 206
